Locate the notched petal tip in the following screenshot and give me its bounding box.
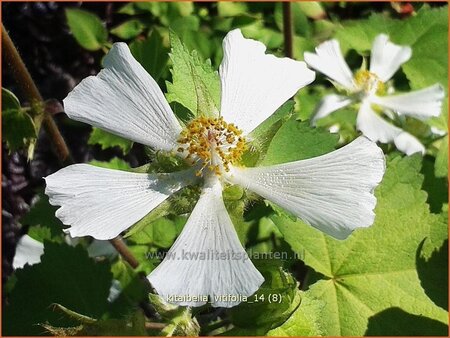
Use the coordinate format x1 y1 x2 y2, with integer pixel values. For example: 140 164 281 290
394 132 425 156
62 41 181 152
370 83 446 120
148 178 264 308
304 39 355 91
219 29 315 135
370 34 412 82
44 164 191 240
227 136 386 240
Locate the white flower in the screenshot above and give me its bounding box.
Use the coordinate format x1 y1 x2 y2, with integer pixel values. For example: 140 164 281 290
304 34 445 155
45 29 385 308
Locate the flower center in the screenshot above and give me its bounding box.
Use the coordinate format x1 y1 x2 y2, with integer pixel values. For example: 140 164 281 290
177 117 246 176
354 69 386 96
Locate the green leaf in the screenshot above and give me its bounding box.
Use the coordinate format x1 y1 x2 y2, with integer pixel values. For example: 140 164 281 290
275 3 311 37
65 9 108 51
166 31 220 118
292 35 315 61
435 135 448 178
230 260 302 332
90 157 131 171
161 307 200 336
417 212 448 311
271 155 448 335
267 291 324 336
3 242 113 335
27 226 53 243
260 118 338 166
109 259 147 316
128 216 179 248
117 3 141 15
88 127 133 154
170 17 215 60
217 2 248 17
241 24 283 50
125 187 197 239
2 87 20 111
129 30 169 81
223 187 250 245
298 2 326 19
21 191 64 238
336 6 448 90
2 88 37 153
395 7 448 92
2 108 36 152
242 100 295 167
111 19 145 40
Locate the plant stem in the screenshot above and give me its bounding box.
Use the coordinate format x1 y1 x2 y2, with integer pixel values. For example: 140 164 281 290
2 24 42 102
145 322 166 330
2 24 73 164
110 237 139 269
2 24 142 275
283 2 293 58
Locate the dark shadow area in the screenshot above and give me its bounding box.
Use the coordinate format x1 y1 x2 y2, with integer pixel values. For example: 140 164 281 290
366 307 448 336
421 155 448 214
416 238 448 311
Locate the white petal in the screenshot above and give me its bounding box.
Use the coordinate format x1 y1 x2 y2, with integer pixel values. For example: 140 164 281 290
45 164 193 240
304 39 355 90
63 43 182 152
311 94 353 125
357 100 402 143
394 132 425 155
219 29 315 134
13 235 44 269
370 84 445 120
227 137 385 240
369 34 412 82
148 177 264 307
431 126 447 137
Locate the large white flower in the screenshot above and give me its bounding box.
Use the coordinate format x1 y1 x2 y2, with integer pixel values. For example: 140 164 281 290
45 29 385 308
304 34 445 155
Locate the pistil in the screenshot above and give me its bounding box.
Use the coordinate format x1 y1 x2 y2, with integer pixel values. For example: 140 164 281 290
178 116 246 176
354 69 386 96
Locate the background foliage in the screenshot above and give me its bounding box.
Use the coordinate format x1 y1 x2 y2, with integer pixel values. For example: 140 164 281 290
2 2 448 336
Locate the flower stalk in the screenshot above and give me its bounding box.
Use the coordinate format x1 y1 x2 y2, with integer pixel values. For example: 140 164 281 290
2 24 73 164
109 237 139 269
282 2 293 58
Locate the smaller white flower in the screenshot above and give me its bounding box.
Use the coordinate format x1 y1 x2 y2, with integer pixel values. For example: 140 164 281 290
304 34 445 155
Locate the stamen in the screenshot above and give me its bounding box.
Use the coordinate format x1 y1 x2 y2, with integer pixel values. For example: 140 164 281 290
354 69 386 95
177 117 247 176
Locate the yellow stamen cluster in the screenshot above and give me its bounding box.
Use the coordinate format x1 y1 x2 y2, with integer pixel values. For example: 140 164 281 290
178 116 246 176
354 69 386 95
